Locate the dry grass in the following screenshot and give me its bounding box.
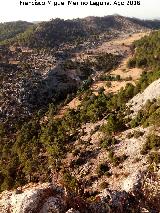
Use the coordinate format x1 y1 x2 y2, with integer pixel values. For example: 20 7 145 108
55 97 81 119
91 80 135 96
55 32 149 118
111 58 143 81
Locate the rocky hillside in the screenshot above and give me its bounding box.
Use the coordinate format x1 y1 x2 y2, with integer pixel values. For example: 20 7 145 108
0 21 125 132
0 18 160 212
129 78 160 116
2 15 160 48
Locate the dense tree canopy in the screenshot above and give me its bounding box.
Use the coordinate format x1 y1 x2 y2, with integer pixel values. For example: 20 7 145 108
0 21 33 44
128 31 160 70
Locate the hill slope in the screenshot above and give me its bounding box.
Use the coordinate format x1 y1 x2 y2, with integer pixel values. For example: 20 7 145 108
0 21 33 43
0 18 160 213
3 15 160 48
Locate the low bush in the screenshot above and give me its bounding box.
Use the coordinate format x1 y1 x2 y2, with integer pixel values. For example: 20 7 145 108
100 181 109 190
108 151 128 166
100 136 117 149
133 130 144 138
141 134 160 155
62 171 79 192
72 148 81 157
147 152 160 165
97 162 110 177
106 81 112 88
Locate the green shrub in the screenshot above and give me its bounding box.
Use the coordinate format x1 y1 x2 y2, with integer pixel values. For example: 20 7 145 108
108 151 127 166
106 81 112 88
100 114 125 135
97 162 110 176
133 130 144 138
100 136 117 149
98 87 105 94
62 171 78 192
141 134 160 155
127 132 133 139
108 150 118 166
72 148 80 157
70 157 85 168
100 181 109 189
127 58 136 68
147 152 160 165
115 75 121 81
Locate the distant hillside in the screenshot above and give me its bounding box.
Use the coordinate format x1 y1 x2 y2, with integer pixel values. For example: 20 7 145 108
0 21 33 43
3 15 160 48
128 30 160 70
129 17 160 29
